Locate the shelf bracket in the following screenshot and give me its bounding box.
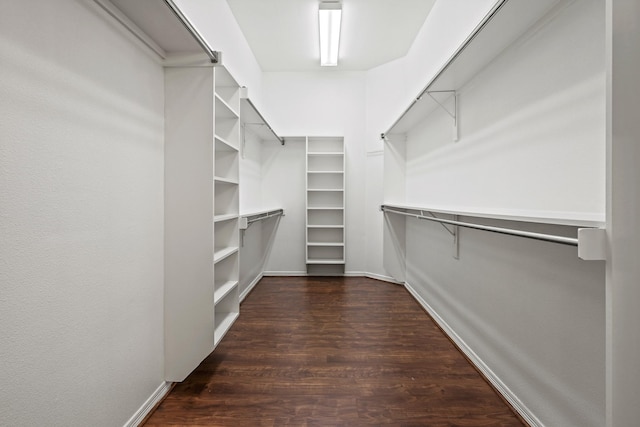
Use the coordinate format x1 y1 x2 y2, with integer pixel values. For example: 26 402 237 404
419 211 459 259
425 90 458 142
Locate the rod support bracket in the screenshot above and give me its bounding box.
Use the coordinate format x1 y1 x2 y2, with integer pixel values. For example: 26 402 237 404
426 90 458 142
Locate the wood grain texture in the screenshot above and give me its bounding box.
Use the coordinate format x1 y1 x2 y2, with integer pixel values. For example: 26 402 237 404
145 277 525 426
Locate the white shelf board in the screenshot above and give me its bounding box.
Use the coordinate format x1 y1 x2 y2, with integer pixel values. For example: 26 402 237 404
307 225 344 229
382 203 605 228
307 242 344 247
215 136 238 152
215 94 239 119
306 259 346 265
214 176 239 185
213 246 239 264
307 188 344 192
240 207 284 217
214 311 239 345
307 207 344 210
307 171 344 174
214 213 238 223
215 66 239 88
307 152 344 156
214 280 238 305
385 0 563 136
103 0 214 60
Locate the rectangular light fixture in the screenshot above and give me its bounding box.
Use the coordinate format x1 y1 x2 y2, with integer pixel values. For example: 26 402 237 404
319 1 342 66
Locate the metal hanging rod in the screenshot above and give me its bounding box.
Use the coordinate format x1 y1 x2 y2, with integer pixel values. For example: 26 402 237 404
381 0 509 139
381 205 579 246
242 97 285 145
163 0 219 64
239 209 284 230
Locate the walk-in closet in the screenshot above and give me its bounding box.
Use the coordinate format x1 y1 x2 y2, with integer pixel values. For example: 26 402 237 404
2 0 639 426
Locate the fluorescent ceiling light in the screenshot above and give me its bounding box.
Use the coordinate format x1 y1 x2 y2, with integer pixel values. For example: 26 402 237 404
319 2 342 66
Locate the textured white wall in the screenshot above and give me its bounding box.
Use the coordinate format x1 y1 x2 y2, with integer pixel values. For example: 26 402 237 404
372 0 607 426
174 0 264 108
0 1 165 426
261 72 367 274
405 0 605 219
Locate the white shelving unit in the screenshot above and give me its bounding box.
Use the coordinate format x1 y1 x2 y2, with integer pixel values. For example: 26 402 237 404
163 60 241 382
305 137 345 273
213 66 241 347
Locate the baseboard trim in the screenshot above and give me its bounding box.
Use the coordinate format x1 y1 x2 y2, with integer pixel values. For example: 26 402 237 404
124 381 172 427
263 271 308 276
404 281 543 427
364 272 403 284
240 273 264 303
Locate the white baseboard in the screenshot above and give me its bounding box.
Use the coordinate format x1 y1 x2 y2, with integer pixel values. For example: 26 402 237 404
404 281 543 427
123 381 172 427
263 271 308 276
364 272 403 284
240 273 264 302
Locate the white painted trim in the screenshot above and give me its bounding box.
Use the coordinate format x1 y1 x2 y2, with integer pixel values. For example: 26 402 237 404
240 273 264 302
343 271 366 277
364 272 403 284
404 281 544 427
123 381 172 427
263 271 308 276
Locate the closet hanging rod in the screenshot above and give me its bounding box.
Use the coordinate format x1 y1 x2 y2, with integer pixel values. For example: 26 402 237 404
380 0 508 139
240 209 284 229
163 0 219 63
381 205 579 246
242 98 284 145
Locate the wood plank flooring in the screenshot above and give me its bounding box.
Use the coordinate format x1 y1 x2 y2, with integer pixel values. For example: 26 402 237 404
144 277 525 426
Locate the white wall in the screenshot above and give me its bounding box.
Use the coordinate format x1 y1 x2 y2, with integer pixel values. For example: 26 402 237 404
0 1 165 426
175 0 264 108
364 0 501 280
606 0 640 425
261 137 307 274
262 72 367 274
371 0 607 426
404 0 605 219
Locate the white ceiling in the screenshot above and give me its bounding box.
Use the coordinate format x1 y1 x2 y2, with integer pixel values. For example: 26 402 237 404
225 0 437 71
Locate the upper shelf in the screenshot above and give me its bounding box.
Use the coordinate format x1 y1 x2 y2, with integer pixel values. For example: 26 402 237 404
95 0 218 64
382 203 605 228
383 0 563 137
240 88 284 145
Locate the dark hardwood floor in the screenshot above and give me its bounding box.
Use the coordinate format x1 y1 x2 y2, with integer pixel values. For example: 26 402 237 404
144 276 525 426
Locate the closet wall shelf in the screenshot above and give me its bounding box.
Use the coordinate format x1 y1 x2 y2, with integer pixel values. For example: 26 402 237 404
239 88 284 145
214 312 239 344
95 0 219 64
239 208 284 230
306 259 346 265
214 176 239 185
214 213 238 223
214 280 239 305
382 0 563 138
308 152 344 156
215 135 238 151
213 246 239 264
381 204 606 259
215 94 240 119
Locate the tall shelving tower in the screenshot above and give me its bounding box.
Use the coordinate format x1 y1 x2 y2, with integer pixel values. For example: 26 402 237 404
305 137 346 275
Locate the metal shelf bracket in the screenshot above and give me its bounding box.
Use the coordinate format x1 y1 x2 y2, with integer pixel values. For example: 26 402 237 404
425 90 458 142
